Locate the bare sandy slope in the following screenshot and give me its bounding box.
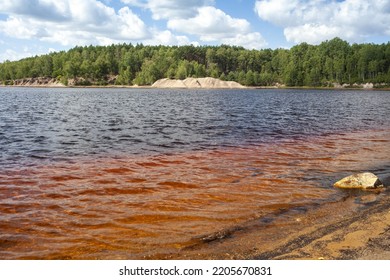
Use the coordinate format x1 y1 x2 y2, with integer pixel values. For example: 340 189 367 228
152 77 246 89
7 77 65 87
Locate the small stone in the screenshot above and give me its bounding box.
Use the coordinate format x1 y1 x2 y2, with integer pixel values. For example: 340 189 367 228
333 172 384 189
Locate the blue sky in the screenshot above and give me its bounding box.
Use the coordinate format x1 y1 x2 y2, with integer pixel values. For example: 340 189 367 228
0 0 389 62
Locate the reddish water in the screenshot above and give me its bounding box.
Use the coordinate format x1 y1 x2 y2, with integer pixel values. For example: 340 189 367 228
0 129 389 259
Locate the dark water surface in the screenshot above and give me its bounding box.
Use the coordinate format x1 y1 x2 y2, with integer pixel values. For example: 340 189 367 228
0 87 389 259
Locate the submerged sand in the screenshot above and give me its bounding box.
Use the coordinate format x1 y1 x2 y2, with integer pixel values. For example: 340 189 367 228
254 182 390 260
159 174 390 260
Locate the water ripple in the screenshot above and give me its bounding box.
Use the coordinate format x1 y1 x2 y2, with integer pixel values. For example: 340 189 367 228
0 87 390 259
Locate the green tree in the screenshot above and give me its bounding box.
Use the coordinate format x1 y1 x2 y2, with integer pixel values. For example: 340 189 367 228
133 59 160 85
245 70 255 86
1 39 390 87
176 60 188 79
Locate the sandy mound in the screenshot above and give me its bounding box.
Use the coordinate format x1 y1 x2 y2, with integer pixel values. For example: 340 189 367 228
152 77 246 89
152 78 187 88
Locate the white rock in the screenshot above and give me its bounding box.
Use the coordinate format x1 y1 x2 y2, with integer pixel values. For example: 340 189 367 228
333 172 384 189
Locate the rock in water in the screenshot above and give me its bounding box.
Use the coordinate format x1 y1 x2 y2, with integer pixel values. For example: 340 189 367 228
333 172 384 189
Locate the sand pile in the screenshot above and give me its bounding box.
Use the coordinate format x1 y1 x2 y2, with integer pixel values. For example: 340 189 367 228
152 77 246 89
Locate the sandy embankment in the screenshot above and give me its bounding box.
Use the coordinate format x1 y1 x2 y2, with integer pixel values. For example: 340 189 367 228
2 77 245 89
152 77 246 89
6 77 66 87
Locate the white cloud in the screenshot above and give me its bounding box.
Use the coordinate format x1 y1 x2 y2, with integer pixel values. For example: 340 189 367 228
168 6 250 40
143 30 198 46
122 1 268 49
0 0 71 21
0 0 150 46
120 0 144 6
0 0 269 58
121 0 214 19
165 6 267 49
255 0 300 26
284 24 341 45
0 47 52 62
0 16 49 39
0 49 30 62
220 33 268 50
255 0 390 44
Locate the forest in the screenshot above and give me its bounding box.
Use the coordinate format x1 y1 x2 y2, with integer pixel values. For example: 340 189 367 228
1 37 390 87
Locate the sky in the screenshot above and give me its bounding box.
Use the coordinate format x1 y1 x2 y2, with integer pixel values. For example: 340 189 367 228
0 0 389 62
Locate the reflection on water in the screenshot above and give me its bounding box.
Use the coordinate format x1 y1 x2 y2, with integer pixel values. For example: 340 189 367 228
0 88 389 259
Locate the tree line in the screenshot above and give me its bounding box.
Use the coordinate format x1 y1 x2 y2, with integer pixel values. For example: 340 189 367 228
1 38 390 87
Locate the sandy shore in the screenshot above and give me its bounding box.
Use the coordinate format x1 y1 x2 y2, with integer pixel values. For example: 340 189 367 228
254 183 390 260
159 174 390 260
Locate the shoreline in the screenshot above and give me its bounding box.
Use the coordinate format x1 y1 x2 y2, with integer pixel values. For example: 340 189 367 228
254 178 390 260
2 84 390 91
1 77 390 90
160 173 390 260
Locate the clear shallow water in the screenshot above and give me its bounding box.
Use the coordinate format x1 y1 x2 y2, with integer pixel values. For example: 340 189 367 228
0 87 389 259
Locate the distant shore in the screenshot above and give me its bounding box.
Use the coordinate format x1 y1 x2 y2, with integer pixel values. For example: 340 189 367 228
2 84 390 91
2 77 390 90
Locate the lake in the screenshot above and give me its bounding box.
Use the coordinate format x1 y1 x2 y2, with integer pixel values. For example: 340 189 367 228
0 87 389 259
